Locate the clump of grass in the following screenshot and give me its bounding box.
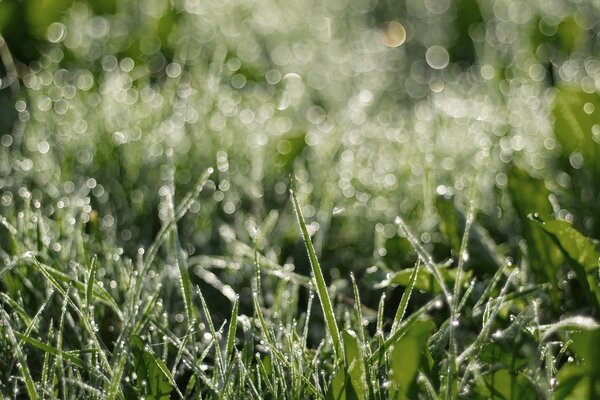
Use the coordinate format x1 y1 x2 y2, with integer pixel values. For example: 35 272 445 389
1 170 598 398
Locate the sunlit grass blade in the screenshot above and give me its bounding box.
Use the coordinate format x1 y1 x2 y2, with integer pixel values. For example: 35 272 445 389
457 270 518 393
168 189 195 323
252 291 320 397
30 258 116 387
369 297 439 364
195 267 237 302
391 259 420 333
376 293 385 335
132 284 162 335
85 256 98 317
14 332 87 369
144 167 213 270
395 216 452 302
19 258 122 320
225 295 239 365
196 285 224 382
0 292 33 327
446 203 474 400
105 353 126 400
290 187 343 360
1 309 39 400
40 325 54 393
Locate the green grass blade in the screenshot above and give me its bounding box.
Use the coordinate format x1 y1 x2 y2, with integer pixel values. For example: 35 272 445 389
369 297 439 364
14 332 86 369
376 293 386 335
391 259 421 333
290 187 343 360
225 295 239 365
168 190 195 323
132 284 162 335
395 216 452 303
196 285 224 381
343 329 367 399
1 310 39 400
85 256 98 317
144 167 213 270
105 353 126 400
0 292 33 327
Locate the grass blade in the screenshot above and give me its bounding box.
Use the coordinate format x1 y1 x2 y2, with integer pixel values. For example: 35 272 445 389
144 167 213 270
290 187 343 360
85 256 98 317
391 259 420 333
225 295 239 365
369 297 439 364
1 309 39 400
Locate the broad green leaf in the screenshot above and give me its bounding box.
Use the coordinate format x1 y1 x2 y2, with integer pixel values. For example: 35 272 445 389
343 330 367 400
389 317 435 399
557 327 600 399
569 326 600 376
508 167 562 294
480 369 537 400
130 334 176 400
534 218 600 312
556 365 596 400
326 367 359 400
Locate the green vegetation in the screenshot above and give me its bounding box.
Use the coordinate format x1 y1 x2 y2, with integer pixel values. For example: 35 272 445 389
2 0 600 398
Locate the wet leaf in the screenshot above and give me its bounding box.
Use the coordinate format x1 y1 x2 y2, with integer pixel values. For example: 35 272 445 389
389 317 435 399
130 334 176 400
534 218 600 312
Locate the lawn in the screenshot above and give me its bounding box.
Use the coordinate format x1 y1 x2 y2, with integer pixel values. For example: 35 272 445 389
1 0 600 398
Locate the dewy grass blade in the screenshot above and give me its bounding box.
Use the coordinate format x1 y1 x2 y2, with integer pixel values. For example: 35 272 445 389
105 353 126 400
168 190 194 323
368 297 439 364
391 259 420 333
395 216 452 303
14 332 86 369
252 291 321 398
196 285 224 381
1 310 39 400
144 167 213 271
225 295 239 365
446 202 474 400
85 256 98 317
291 187 343 360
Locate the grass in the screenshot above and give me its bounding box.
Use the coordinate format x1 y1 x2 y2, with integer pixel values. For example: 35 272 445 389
2 0 600 398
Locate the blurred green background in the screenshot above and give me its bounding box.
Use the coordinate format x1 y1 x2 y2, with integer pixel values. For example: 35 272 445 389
2 0 600 319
